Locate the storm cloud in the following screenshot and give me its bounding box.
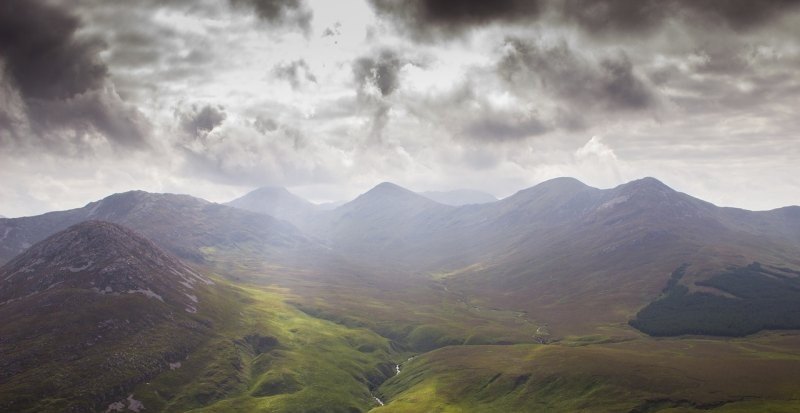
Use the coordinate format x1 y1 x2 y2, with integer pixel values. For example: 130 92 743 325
1 0 798 218
180 105 227 138
229 0 313 32
560 0 800 34
368 0 800 40
353 49 404 97
352 49 408 143
498 37 656 112
367 0 543 40
0 0 149 152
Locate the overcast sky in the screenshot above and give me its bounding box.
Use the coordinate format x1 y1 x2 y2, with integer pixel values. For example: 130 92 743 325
1 0 799 217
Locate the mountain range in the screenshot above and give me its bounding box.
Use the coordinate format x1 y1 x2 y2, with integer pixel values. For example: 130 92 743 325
2 177 800 412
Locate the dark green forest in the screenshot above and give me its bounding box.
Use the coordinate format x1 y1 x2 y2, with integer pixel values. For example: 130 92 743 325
630 263 800 337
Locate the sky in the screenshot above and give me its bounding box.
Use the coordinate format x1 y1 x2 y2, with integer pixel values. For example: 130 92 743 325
1 0 799 217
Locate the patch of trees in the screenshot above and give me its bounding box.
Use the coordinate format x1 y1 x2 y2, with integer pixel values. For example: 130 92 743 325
630 263 800 337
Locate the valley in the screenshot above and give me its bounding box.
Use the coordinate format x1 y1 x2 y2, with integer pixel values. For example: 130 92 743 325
1 178 800 412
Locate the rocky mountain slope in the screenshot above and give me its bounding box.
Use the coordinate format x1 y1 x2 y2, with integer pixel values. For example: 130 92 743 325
0 221 216 412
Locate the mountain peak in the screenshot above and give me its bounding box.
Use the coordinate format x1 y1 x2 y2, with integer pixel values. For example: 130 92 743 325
613 177 677 199
355 182 425 202
226 186 317 226
249 186 293 197
0 220 210 310
228 186 313 209
371 181 409 193
508 177 592 202
625 176 671 189
340 181 451 214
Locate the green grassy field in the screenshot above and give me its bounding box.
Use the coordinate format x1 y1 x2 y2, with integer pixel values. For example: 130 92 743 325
183 251 800 413
128 281 404 413
373 334 800 412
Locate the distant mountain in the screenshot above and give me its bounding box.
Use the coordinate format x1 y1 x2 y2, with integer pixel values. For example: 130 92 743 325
293 177 800 336
439 177 800 335
2 178 799 339
226 186 320 230
0 221 216 412
420 189 498 206
0 190 314 265
309 182 456 267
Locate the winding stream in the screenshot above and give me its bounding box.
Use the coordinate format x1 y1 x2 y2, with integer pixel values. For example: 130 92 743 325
371 356 416 408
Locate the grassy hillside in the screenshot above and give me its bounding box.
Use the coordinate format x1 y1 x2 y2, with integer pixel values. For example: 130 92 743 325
124 281 400 413
373 334 800 412
0 274 404 413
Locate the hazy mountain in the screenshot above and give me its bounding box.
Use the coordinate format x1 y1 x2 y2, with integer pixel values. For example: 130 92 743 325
0 221 216 412
0 190 314 265
2 178 800 412
436 177 800 334
226 186 320 230
2 178 799 339
286 177 800 336
309 182 456 267
420 189 498 206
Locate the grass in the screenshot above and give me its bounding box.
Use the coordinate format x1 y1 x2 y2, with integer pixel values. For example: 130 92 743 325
373 334 800 413
129 281 401 413
9 245 800 412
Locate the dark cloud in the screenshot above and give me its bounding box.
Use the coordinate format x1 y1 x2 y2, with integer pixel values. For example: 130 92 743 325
353 49 403 97
367 0 542 40
369 0 799 41
464 112 549 141
0 0 149 151
27 88 150 149
561 0 800 34
229 0 313 33
0 0 107 100
688 0 800 30
180 105 227 138
559 1 671 35
498 37 655 111
272 59 317 89
352 49 407 143
406 80 552 142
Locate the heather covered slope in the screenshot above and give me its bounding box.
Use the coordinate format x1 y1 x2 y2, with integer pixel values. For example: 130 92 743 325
0 221 402 413
0 221 217 412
